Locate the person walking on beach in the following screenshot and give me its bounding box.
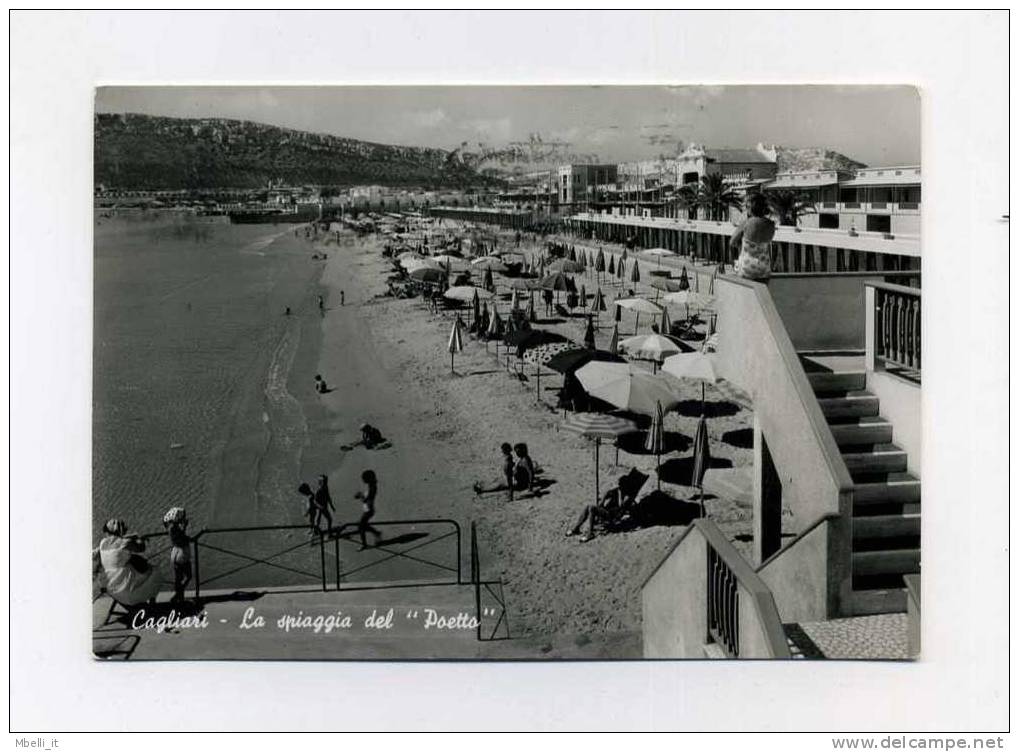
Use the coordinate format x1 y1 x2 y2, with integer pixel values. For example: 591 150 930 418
318 294 325 314
314 474 335 532
340 290 345 306
355 470 382 550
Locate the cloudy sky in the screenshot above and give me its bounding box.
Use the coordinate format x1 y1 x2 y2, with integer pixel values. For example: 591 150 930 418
96 85 920 166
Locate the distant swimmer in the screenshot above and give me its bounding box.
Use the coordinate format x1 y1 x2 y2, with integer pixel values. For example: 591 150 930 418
285 306 291 316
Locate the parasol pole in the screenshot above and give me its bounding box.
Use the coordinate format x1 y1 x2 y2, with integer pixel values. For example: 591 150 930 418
701 382 706 416
595 438 601 505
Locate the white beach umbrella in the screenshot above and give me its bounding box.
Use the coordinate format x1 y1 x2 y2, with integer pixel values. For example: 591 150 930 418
661 351 722 409
403 257 442 274
575 361 682 416
614 297 663 315
444 285 495 303
471 256 509 272
430 254 469 272
617 333 684 365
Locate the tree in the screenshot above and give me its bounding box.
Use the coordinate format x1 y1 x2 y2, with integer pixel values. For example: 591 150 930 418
766 189 816 226
674 184 699 220
696 173 743 221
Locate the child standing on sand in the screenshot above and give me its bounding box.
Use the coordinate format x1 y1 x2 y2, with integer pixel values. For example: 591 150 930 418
298 482 316 533
355 470 382 550
314 474 335 532
162 507 192 603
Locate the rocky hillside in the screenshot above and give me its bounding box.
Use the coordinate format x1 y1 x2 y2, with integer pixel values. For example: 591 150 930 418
775 146 866 173
94 113 499 190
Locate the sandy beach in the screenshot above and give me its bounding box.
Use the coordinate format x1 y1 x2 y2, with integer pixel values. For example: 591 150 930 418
296 223 765 650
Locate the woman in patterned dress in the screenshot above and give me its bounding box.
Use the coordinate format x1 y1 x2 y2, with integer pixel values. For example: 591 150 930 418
730 193 776 282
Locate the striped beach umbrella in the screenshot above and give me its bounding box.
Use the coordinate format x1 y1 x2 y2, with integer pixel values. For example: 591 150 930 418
561 412 639 504
645 400 666 490
447 316 464 373
583 316 596 350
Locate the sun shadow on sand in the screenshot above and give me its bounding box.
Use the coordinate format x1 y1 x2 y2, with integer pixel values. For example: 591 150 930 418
461 369 502 377
674 399 742 418
658 456 733 485
611 490 702 531
721 428 754 449
616 430 691 456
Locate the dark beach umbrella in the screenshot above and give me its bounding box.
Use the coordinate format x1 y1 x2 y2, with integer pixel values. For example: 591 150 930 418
471 289 481 325
591 287 606 313
630 260 641 284
579 283 587 309
483 267 495 292
569 246 577 262
679 266 690 291
561 412 639 505
504 328 569 350
409 267 447 285
607 255 615 275
583 316 596 350
608 323 620 354
617 257 626 281
487 302 503 339
645 399 666 490
545 347 626 376
649 276 683 293
540 272 571 291
691 414 711 515
447 315 465 373
596 249 606 273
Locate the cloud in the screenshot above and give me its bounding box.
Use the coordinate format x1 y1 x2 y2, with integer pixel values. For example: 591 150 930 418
409 108 448 128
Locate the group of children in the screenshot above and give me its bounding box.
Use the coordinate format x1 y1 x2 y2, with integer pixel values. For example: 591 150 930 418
297 469 381 550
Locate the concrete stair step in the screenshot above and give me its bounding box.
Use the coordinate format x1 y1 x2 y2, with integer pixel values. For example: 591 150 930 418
819 394 880 419
845 588 908 616
853 478 921 506
807 371 867 395
842 446 908 475
829 419 894 447
853 514 921 541
852 548 921 577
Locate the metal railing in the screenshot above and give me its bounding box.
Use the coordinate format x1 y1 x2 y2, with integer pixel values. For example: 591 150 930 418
872 281 921 375
184 519 461 599
707 544 740 657
470 522 509 642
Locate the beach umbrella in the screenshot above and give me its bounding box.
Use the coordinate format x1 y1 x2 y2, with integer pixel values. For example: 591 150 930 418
545 347 625 376
621 249 629 263
487 302 503 339
561 412 639 504
483 267 496 292
549 259 585 274
596 249 606 274
575 361 682 416
645 400 666 490
662 351 722 412
397 250 424 263
472 289 481 325
444 285 493 303
618 331 684 361
606 254 615 276
504 328 569 350
679 266 690 291
630 260 642 284
615 296 663 334
509 277 541 292
403 257 442 274
569 246 577 262
616 257 626 281
525 296 537 323
409 267 446 285
661 306 672 335
649 276 683 294
642 247 673 266
540 272 571 292
591 287 606 314
472 256 509 273
579 284 587 310
691 413 711 515
447 316 464 373
431 254 469 272
663 290 715 321
583 316 596 350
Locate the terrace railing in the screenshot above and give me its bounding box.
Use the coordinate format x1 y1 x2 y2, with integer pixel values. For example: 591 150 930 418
866 281 921 378
470 521 509 642
706 542 740 657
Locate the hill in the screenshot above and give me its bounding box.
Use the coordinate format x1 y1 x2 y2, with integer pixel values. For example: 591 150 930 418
94 113 499 190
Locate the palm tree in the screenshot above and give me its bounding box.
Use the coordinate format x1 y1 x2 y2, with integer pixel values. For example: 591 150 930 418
766 189 816 226
696 173 743 221
674 184 699 220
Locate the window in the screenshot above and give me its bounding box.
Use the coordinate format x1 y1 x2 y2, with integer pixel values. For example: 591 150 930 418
866 214 891 233
819 213 839 229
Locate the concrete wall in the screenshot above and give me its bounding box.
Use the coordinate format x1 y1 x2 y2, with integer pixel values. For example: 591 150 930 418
715 277 854 617
867 371 922 475
769 273 894 351
757 519 832 624
642 529 707 658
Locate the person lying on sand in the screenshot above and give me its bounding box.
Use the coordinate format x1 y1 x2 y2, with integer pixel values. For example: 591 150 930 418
340 423 391 452
472 442 517 501
566 468 646 542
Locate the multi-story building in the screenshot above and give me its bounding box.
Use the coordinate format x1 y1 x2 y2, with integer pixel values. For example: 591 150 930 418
676 142 780 186
556 163 618 213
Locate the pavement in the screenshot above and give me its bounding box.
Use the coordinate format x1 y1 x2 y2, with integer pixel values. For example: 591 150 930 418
786 613 910 660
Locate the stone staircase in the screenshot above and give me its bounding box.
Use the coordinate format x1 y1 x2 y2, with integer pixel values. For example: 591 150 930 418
807 370 921 616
